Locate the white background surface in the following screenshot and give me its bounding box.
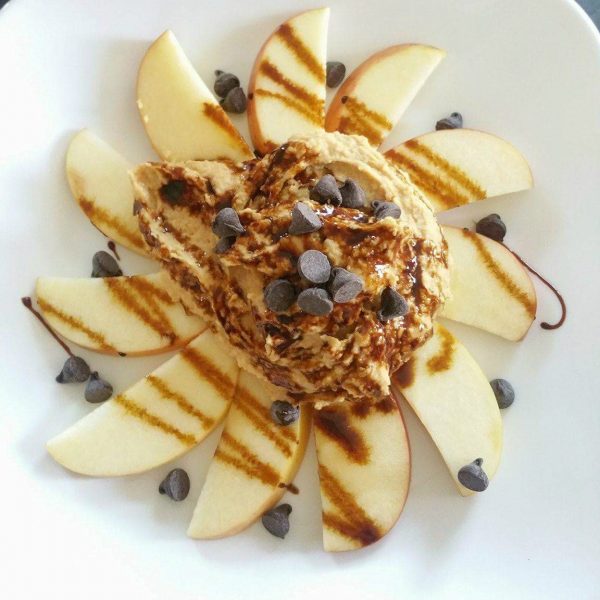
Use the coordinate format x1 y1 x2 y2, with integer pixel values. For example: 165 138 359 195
1 0 599 598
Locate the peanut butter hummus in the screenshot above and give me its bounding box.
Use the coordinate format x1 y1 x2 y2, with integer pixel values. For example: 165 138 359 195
131 131 450 405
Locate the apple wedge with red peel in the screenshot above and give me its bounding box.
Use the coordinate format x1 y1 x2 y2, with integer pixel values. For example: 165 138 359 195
385 129 533 212
313 397 410 552
187 371 311 539
325 44 445 147
66 130 147 255
248 8 329 155
137 30 253 162
392 324 502 496
47 330 238 476
35 272 206 356
440 226 537 341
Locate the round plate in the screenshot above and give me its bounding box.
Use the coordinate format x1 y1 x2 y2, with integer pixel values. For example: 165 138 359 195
1 0 599 598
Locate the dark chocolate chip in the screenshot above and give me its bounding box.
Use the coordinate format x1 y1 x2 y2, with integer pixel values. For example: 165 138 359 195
297 288 333 316
339 179 366 208
378 287 409 322
84 372 113 403
457 458 489 492
310 174 342 206
159 179 187 205
436 112 463 130
214 69 224 77
158 468 190 501
288 202 322 235
270 400 300 426
329 267 364 303
212 207 245 238
56 356 91 384
214 72 240 98
91 251 122 278
297 250 331 284
220 87 247 114
264 279 296 313
326 61 346 88
476 214 507 242
261 503 292 539
373 201 401 221
215 236 236 254
490 378 515 409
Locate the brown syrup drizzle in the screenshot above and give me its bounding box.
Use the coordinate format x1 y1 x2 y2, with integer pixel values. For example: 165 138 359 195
107 241 120 260
21 297 74 357
276 23 325 83
394 360 415 389
278 482 300 495
313 407 369 464
254 89 322 125
426 327 455 374
337 96 391 145
202 103 249 149
179 346 236 399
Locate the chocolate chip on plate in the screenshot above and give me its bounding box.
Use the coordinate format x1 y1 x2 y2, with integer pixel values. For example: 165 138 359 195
476 214 507 242
56 356 91 383
215 236 236 254
339 179 366 208
212 207 245 238
289 202 322 235
84 372 113 403
159 468 190 501
264 279 296 313
214 71 240 98
297 288 333 316
91 251 122 278
310 174 342 206
297 250 331 284
270 400 300 426
436 112 463 130
329 267 364 303
490 378 515 409
457 458 489 492
373 201 401 221
326 61 346 88
378 287 409 322
220 87 247 114
261 503 292 539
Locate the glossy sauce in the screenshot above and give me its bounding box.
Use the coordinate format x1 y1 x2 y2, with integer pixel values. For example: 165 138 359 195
313 407 369 464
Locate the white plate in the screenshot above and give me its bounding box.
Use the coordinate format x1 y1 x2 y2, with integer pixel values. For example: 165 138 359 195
1 0 599 598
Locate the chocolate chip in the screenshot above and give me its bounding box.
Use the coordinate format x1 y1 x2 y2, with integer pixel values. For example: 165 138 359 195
457 458 489 492
288 202 322 235
378 287 408 322
339 179 366 208
158 468 190 501
159 179 187 205
310 174 342 206
220 87 247 114
264 279 296 313
214 72 240 98
91 251 122 278
329 268 364 303
326 61 346 88
270 400 299 426
476 214 507 242
56 356 90 383
84 372 113 403
297 288 333 316
261 503 292 539
297 250 331 284
373 201 401 221
490 378 515 409
436 112 463 130
215 236 235 254
212 207 245 238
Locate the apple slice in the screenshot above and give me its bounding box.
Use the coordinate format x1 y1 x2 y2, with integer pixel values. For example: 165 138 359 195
325 44 445 147
313 396 410 552
440 226 537 341
188 371 311 539
248 7 329 155
35 272 206 356
392 324 502 496
385 129 533 212
137 30 252 162
65 130 147 255
47 330 238 476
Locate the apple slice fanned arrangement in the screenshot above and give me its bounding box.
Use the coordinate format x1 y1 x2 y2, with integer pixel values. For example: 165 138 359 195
33 7 541 552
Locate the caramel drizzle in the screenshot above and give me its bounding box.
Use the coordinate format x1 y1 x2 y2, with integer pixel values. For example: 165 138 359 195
349 396 397 418
126 275 174 305
319 465 381 546
179 345 236 400
214 431 281 487
462 230 536 317
336 96 391 145
114 394 196 446
394 360 415 389
36 297 115 352
426 327 455 374
202 103 248 149
314 407 370 464
78 198 146 251
276 23 325 83
254 89 322 125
